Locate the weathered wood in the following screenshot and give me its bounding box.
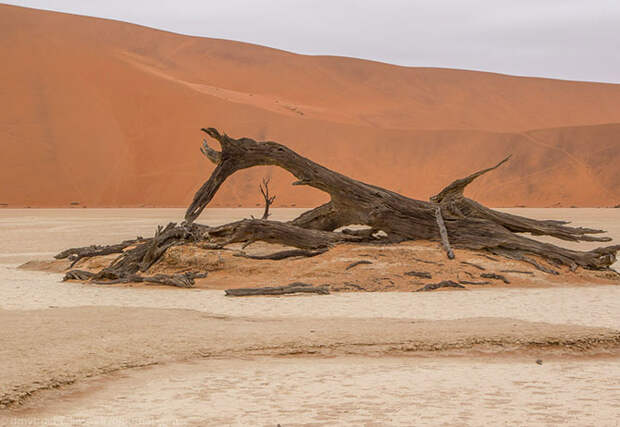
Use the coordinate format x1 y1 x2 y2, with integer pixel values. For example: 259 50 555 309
202 219 364 250
139 223 181 272
234 248 327 260
55 239 143 268
480 273 511 284
434 206 455 259
345 260 373 270
416 280 465 292
59 222 207 284
460 261 486 270
431 156 612 243
344 282 367 291
411 257 442 265
136 272 207 288
459 280 491 285
500 269 534 275
63 270 95 281
93 272 206 288
186 128 619 271
404 271 432 279
225 282 329 296
55 127 620 289
488 248 559 275
431 156 512 204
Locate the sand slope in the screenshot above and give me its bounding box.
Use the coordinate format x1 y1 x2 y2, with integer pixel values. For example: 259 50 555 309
1 4 620 208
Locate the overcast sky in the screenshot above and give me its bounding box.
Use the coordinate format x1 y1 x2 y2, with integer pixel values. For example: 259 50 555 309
5 0 620 83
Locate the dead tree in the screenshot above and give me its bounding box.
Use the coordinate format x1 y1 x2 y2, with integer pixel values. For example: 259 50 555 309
59 127 619 287
259 177 276 219
186 128 618 271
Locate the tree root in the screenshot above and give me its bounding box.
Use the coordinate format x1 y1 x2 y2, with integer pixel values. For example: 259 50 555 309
480 273 510 284
64 270 207 288
459 280 491 285
411 257 442 265
500 270 534 275
460 261 486 270
345 260 373 270
55 239 145 268
234 248 327 260
404 271 432 279
58 222 207 285
63 270 95 281
488 248 559 275
416 280 465 292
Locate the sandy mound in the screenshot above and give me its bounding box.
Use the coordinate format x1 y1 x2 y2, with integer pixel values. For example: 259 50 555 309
1 4 620 208
28 240 620 292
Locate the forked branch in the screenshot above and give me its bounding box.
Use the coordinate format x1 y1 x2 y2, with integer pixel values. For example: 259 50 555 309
259 177 276 219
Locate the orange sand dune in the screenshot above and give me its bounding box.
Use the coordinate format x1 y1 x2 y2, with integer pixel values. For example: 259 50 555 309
1 4 619 208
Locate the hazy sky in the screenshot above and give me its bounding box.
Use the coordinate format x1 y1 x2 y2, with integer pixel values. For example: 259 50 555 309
4 0 620 83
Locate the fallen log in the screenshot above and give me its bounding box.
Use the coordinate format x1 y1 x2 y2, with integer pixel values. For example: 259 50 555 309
225 282 329 296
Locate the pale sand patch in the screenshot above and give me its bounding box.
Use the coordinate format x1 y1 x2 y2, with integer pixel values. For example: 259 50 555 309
3 265 620 329
6 357 620 426
1 306 619 409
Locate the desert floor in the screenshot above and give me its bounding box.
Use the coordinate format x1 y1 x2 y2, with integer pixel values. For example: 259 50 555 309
0 208 619 426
